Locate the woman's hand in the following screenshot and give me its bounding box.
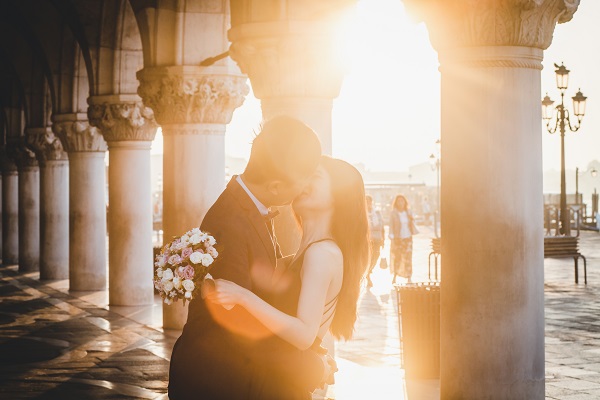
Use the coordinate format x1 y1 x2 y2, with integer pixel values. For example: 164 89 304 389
204 279 250 310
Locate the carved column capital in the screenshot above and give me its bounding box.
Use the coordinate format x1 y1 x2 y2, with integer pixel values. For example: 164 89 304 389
26 127 68 166
136 66 249 126
228 22 345 100
14 138 39 169
403 0 580 52
52 114 108 153
88 95 158 142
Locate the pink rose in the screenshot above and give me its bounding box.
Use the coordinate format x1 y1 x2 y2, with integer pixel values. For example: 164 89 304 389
181 247 193 260
168 254 182 266
181 265 195 280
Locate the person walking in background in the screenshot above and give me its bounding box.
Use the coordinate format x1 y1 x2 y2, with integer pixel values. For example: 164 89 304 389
365 195 385 287
389 194 418 284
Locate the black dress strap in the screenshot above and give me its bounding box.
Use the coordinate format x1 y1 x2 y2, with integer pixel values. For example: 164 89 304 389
320 296 338 328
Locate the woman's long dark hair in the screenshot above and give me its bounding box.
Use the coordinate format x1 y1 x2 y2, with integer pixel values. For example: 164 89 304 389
320 156 369 341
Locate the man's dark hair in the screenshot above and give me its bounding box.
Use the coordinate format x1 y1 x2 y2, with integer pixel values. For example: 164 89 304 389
243 116 322 184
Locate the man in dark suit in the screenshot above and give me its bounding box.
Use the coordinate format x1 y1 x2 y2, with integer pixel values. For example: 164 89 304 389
168 116 331 399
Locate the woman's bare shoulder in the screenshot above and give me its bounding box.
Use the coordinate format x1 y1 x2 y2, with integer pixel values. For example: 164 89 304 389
303 240 343 266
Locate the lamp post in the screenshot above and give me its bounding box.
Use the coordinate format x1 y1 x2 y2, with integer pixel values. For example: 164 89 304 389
429 139 441 238
592 168 598 225
542 62 587 236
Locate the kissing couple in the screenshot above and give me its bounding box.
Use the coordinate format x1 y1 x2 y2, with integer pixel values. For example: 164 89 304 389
168 116 370 399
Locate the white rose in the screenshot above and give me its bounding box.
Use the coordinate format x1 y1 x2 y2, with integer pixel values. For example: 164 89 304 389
199 233 209 242
163 280 174 293
182 279 195 292
190 227 201 235
162 268 174 280
164 298 172 305
172 276 182 290
156 268 164 278
185 291 193 299
180 234 190 244
189 252 203 264
156 257 166 268
189 233 202 245
206 235 216 246
208 247 218 258
201 254 214 267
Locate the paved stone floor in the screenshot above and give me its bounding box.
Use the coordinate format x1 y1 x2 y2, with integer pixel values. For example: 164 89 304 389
1 227 600 399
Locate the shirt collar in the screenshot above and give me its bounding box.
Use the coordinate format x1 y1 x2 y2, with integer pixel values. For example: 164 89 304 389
236 175 269 216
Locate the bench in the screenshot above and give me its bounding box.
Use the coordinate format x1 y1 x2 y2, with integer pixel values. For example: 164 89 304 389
544 236 587 284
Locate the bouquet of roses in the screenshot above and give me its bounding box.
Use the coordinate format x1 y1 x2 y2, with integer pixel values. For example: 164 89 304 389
153 227 219 305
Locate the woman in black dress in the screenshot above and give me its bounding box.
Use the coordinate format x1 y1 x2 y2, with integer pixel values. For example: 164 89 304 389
207 156 370 391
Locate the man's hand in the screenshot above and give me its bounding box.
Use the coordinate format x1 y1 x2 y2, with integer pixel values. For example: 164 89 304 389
317 353 338 388
325 354 337 385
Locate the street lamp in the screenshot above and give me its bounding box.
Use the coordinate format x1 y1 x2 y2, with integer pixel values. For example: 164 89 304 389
429 139 441 238
542 62 588 236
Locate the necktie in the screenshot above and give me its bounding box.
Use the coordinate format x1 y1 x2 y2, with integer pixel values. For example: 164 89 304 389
264 209 280 239
264 209 280 221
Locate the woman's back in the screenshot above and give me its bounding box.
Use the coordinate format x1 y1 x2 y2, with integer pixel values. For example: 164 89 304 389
275 238 342 342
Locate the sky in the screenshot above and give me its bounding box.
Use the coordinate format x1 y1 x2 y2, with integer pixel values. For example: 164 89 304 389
153 0 600 176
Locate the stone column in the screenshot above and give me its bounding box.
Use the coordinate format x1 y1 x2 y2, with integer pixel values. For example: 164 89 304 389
229 21 346 155
53 114 108 291
137 65 248 329
88 94 158 306
0 173 2 261
1 155 18 265
30 127 69 280
402 1 580 398
15 144 39 273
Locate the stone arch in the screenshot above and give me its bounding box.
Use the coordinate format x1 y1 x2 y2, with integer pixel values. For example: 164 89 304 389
72 43 91 114
50 0 96 98
0 82 26 145
81 0 144 96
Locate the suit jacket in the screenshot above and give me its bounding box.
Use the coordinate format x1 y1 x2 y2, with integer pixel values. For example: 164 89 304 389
168 177 323 400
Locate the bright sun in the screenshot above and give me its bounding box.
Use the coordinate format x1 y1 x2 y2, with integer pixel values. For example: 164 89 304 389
222 0 442 174
332 0 441 172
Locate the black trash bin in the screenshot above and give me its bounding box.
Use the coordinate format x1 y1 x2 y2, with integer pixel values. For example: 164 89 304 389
395 282 440 379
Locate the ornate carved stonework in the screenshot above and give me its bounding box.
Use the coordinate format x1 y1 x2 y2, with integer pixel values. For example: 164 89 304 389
403 0 580 52
137 67 249 126
52 119 108 153
14 142 39 169
88 100 158 142
26 127 68 166
156 124 227 136
228 26 345 100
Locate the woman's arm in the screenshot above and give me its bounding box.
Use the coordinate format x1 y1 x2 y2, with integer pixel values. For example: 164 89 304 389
207 242 341 350
389 212 397 239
